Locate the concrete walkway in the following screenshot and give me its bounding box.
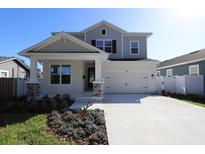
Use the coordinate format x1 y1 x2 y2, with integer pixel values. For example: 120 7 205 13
71 94 205 145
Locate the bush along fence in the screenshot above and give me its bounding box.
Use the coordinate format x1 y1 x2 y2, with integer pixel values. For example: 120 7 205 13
0 94 75 113
156 75 204 95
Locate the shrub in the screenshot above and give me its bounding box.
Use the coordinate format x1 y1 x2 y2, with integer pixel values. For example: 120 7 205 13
89 131 108 145
94 116 105 126
62 111 76 122
72 128 86 140
84 123 97 135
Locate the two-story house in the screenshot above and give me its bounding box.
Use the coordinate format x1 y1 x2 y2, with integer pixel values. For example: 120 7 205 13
19 20 158 98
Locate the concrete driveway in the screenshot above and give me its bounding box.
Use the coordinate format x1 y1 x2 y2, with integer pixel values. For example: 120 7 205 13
71 94 205 144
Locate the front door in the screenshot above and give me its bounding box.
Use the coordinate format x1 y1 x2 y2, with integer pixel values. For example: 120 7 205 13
87 67 95 89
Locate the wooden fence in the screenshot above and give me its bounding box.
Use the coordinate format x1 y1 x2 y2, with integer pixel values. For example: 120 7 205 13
0 78 17 98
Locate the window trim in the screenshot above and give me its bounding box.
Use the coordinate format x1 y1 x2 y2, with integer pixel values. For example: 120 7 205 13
189 64 199 75
130 40 140 55
96 39 112 53
0 69 9 78
50 64 71 85
101 28 107 36
166 69 172 77
156 71 160 77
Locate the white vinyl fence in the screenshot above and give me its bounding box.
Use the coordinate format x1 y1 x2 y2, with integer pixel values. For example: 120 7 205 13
157 75 204 95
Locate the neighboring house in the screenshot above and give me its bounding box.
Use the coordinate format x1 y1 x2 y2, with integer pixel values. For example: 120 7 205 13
157 48 205 77
19 20 158 97
0 57 29 78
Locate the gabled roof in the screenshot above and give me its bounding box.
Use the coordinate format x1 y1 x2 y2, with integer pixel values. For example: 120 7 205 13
18 32 108 56
157 48 205 69
81 20 127 33
0 56 29 72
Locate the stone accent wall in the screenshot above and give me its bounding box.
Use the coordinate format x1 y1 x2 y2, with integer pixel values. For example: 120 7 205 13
93 81 104 97
27 83 40 97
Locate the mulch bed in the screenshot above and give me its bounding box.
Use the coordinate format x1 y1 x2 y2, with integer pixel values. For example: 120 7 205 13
47 109 108 145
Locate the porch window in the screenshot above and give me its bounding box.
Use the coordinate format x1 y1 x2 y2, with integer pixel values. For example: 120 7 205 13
50 65 71 84
61 65 71 84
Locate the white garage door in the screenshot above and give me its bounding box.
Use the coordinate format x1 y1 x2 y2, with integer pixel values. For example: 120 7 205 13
104 72 148 93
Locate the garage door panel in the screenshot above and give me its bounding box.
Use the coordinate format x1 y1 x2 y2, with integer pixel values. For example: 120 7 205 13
103 73 148 93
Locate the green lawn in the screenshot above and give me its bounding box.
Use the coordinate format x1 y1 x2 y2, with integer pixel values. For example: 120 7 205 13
170 94 205 108
0 113 70 145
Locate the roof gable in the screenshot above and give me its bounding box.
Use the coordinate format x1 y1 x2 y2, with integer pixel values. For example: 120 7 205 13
19 32 108 56
81 20 127 33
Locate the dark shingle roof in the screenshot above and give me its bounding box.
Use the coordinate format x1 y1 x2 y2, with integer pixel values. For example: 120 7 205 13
158 48 205 68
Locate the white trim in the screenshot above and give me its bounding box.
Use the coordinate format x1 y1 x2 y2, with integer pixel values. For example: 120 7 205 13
157 57 205 70
50 64 72 85
123 32 152 38
156 71 160 77
130 40 140 55
166 69 172 77
0 69 9 78
189 64 199 75
101 28 107 36
0 57 16 64
121 34 124 59
81 20 126 33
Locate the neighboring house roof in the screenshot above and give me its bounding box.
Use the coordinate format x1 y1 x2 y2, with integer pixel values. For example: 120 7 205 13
157 48 205 69
81 20 127 33
0 56 29 73
18 32 109 56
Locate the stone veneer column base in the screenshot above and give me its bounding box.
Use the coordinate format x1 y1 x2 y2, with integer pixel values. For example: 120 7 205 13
26 83 40 97
93 81 104 97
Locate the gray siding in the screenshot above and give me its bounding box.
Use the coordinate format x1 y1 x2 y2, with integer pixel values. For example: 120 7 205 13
69 33 84 41
123 36 147 59
158 60 205 76
85 24 123 59
85 24 148 60
0 61 26 78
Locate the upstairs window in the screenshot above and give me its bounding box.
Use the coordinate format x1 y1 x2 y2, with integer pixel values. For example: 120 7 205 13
189 65 199 75
130 40 139 54
101 28 107 36
96 40 112 53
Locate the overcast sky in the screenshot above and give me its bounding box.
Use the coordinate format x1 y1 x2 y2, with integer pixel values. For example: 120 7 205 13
0 8 205 64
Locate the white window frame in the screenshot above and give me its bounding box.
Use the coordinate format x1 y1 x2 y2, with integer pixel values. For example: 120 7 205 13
50 64 71 85
101 28 107 36
189 64 199 75
166 69 172 77
0 69 9 78
96 39 112 53
130 40 140 55
156 71 160 77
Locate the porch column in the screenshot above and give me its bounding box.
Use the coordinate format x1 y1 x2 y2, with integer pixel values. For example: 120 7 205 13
29 57 39 83
26 57 40 97
93 58 104 98
95 58 102 81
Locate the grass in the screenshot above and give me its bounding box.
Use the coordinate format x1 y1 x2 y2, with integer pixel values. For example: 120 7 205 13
0 113 70 145
170 94 205 107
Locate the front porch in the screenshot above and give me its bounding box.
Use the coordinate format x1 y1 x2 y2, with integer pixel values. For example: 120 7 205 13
27 56 105 100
